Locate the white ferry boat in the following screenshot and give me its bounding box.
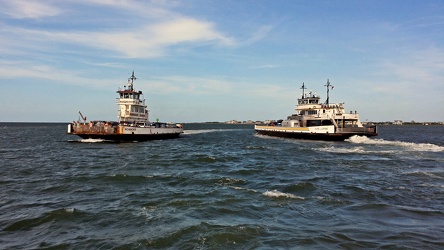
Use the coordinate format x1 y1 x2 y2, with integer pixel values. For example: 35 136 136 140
255 80 377 141
67 72 183 142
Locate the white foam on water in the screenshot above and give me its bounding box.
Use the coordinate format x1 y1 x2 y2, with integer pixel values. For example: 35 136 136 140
262 190 305 200
64 208 75 213
403 170 443 179
79 138 105 143
316 146 367 154
230 186 259 193
346 135 444 152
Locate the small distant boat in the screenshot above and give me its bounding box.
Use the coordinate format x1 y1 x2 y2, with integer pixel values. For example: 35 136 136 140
67 71 183 142
255 80 378 141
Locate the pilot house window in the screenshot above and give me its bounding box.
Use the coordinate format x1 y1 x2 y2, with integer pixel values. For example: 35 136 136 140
131 106 144 113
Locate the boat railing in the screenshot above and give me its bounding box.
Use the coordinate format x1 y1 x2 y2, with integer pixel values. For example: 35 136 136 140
337 125 377 134
72 123 116 134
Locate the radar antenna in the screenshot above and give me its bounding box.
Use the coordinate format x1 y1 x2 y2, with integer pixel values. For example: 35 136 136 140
300 82 307 98
127 71 137 91
324 79 331 104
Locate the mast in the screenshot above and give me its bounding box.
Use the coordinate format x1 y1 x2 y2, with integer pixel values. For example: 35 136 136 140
300 82 307 98
324 79 331 104
127 71 137 91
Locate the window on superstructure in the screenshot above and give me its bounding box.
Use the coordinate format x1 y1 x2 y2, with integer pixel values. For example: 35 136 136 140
307 110 317 115
307 120 321 126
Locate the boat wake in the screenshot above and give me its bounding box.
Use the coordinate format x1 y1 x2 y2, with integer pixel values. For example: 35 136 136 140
67 138 109 143
346 135 444 152
183 129 244 135
316 146 373 154
262 190 305 200
80 138 106 143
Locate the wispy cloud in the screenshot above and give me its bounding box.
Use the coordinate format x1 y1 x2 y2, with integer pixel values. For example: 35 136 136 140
1 0 62 19
149 18 235 47
396 16 444 30
0 60 113 88
142 76 235 95
2 19 235 58
0 1 236 59
379 46 444 86
249 64 280 69
242 25 273 46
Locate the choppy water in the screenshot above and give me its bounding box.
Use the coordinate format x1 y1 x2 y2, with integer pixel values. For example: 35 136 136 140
1 123 443 249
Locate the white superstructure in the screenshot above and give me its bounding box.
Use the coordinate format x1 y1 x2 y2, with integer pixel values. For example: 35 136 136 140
116 72 149 123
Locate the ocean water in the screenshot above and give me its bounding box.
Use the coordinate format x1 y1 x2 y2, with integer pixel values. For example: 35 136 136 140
1 123 443 249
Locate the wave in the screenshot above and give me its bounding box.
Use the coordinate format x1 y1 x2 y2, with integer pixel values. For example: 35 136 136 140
316 146 367 154
314 146 396 155
262 190 305 200
128 222 265 249
346 136 444 152
403 170 444 179
230 186 259 193
228 186 305 199
3 208 81 232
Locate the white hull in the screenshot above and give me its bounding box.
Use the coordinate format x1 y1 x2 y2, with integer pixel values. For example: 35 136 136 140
255 124 377 141
255 125 335 134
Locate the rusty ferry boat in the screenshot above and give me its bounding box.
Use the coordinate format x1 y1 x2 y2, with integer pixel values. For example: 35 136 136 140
255 80 377 141
67 72 183 142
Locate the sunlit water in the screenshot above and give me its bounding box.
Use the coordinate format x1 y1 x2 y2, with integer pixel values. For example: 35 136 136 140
1 123 443 249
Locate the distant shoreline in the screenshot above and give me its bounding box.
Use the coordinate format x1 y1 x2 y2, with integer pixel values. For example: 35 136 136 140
0 121 443 126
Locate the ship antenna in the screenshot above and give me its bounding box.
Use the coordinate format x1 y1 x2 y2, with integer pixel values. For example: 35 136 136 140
128 71 137 91
324 79 331 104
301 82 307 98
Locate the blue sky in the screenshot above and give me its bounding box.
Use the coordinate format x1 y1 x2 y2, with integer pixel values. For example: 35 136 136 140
1 0 443 123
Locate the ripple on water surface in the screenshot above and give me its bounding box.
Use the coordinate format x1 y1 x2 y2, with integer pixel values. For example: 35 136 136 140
1 124 443 249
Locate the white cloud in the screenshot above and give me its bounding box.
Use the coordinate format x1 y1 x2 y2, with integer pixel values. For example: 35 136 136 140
0 61 111 88
141 76 235 95
1 0 62 19
149 18 235 46
242 25 273 46
374 46 444 92
249 64 280 69
0 16 235 59
84 0 178 19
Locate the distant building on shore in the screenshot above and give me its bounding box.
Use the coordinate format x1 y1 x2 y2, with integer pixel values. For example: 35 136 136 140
225 120 266 124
